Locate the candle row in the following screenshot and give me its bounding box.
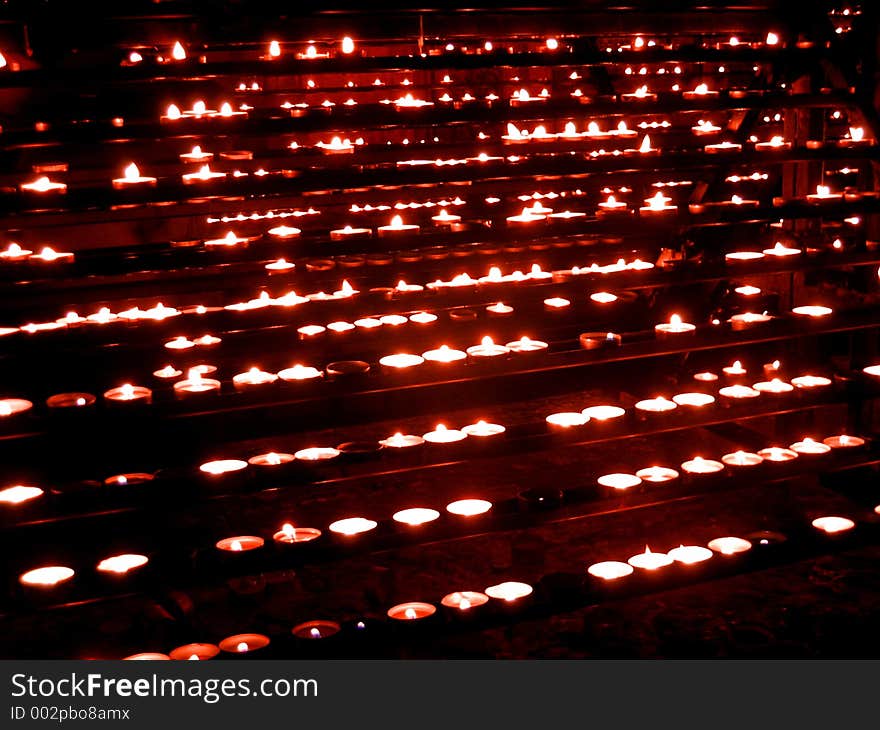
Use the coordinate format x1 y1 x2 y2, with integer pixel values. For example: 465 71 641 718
118 509 870 660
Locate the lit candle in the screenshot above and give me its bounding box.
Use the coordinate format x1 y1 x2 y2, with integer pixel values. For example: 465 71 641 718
96 554 149 575
248 452 295 467
636 466 679 482
199 459 248 476
441 591 490 610
182 164 226 184
112 163 157 189
692 119 721 135
753 378 794 394
635 396 677 414
506 336 548 354
446 499 492 516
216 536 265 552
379 353 425 370
316 136 355 154
292 621 341 640
485 581 533 602
278 364 323 382
379 432 425 449
729 312 772 330
839 126 868 147
587 561 634 580
387 602 436 620
218 634 270 654
597 195 628 217
20 566 75 587
757 446 798 462
681 456 724 474
791 375 831 389
462 420 505 437
328 517 377 536
597 473 642 490
173 368 221 398
233 367 278 390
672 392 715 407
708 537 752 555
103 384 152 404
423 424 468 444
377 215 419 238
725 251 764 263
123 654 169 661
806 185 842 203
655 314 695 338
273 523 322 545
640 192 677 216
792 305 833 318
582 405 625 421
431 209 462 226
295 447 340 462
267 225 301 239
169 644 220 661
506 207 546 226
0 243 33 261
704 141 743 154
822 434 864 449
0 398 32 418
467 336 510 360
719 384 760 400
546 412 589 429
621 85 657 102
754 135 790 150
330 225 372 240
20 177 66 194
667 545 713 564
811 516 854 534
45 392 95 410
579 332 622 350
721 450 763 467
627 547 673 570
393 508 441 526
28 246 74 264
0 485 43 505
789 438 831 455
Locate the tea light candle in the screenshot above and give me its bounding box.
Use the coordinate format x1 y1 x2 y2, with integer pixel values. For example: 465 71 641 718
640 192 677 216
46 392 95 409
199 459 248 476
388 602 436 620
0 485 43 505
790 438 831 455
267 225 302 239
681 456 724 474
636 466 679 482
266 259 295 273
20 176 66 194
672 392 715 407
580 332 622 350
506 336 548 354
379 353 425 370
791 375 831 389
378 215 419 238
233 367 278 390
485 582 533 601
627 547 673 570
393 508 441 526
792 305 833 318
635 396 677 414
97 554 149 575
822 434 865 449
621 85 657 102
704 141 742 154
379 432 425 449
692 119 721 135
467 336 509 360
719 384 760 400
295 447 340 461
763 242 801 258
317 136 355 154
219 634 270 654
757 446 798 462
668 545 713 564
588 561 634 580
0 243 33 261
506 207 546 226
124 654 169 661
683 83 719 99
729 313 772 330
755 135 790 151
182 165 226 184
103 384 152 404
423 424 468 443
112 163 157 189
462 420 505 437
546 412 589 429
330 226 371 240
597 473 642 490
105 473 153 487
655 314 695 338
216 536 265 552
273 523 322 545
169 644 220 661
20 566 75 587
180 146 212 163
446 499 492 516
174 369 221 398
582 405 625 421
806 185 842 203
329 517 377 536
725 251 764 263
753 378 794 394
811 516 854 534
248 452 295 467
432 209 462 225
722 450 763 467
441 591 490 610
597 195 628 216
708 536 752 555
292 621 341 640
839 126 868 147
278 364 323 382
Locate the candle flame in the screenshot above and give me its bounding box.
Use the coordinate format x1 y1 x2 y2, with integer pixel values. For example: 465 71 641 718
171 41 186 60
282 523 295 537
236 642 248 652
124 163 140 180
268 40 281 58
404 608 418 619
231 540 242 552
341 37 355 54
166 104 181 120
639 135 652 152
849 126 865 142
480 336 494 347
